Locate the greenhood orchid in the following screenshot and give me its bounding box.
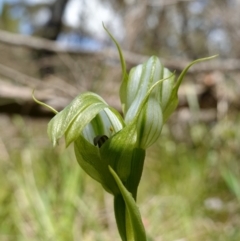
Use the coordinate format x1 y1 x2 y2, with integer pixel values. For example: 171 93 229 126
33 26 216 241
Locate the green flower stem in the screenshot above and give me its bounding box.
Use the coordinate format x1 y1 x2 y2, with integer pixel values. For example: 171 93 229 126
125 148 145 200
114 195 127 241
113 148 145 241
110 166 147 241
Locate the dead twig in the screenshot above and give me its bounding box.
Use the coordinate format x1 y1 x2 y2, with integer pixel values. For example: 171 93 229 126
0 29 240 72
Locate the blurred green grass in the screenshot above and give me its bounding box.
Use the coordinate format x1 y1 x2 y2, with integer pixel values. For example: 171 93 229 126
0 114 240 241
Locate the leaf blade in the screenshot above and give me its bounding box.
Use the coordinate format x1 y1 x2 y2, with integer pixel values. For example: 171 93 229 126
109 166 147 241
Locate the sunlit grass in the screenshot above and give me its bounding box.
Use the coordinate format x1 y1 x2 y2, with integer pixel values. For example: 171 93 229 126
0 114 239 241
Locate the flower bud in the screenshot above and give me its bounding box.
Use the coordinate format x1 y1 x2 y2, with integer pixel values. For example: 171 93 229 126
121 56 175 148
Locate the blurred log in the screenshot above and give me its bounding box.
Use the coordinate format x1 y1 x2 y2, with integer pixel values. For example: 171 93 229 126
0 29 240 72
0 79 70 116
0 30 239 119
0 62 79 116
148 0 192 7
0 77 218 122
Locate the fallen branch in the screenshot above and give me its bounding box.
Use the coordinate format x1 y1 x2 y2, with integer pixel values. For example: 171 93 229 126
0 29 240 72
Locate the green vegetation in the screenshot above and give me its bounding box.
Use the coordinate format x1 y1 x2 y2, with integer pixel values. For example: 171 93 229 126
0 113 239 241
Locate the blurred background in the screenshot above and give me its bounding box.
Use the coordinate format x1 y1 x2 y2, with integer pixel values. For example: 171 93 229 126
0 0 240 240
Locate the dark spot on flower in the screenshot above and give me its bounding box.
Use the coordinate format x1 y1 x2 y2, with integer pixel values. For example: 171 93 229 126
93 135 109 148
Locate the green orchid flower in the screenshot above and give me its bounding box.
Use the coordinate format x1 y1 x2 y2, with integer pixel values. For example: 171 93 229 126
33 26 216 241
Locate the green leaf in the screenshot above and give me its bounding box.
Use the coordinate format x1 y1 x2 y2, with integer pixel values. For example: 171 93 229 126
100 122 138 183
109 166 147 241
74 134 120 195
